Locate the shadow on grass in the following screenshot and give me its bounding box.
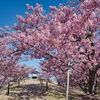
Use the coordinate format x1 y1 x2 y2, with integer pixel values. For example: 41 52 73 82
69 91 100 100
45 83 66 99
48 84 100 100
8 83 48 100
6 81 100 100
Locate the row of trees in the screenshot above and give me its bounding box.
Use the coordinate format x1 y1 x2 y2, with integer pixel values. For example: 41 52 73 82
0 0 100 95
0 28 35 88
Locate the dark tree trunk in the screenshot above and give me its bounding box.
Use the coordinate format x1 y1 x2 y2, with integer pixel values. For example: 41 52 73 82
46 79 48 91
7 82 10 95
57 79 61 85
88 69 97 95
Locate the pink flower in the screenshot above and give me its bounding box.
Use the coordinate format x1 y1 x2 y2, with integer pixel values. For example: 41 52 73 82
5 26 10 30
28 6 34 10
0 27 3 31
16 15 24 22
49 6 57 11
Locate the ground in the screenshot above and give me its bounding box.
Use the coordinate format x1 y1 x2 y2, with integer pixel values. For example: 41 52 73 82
0 78 100 100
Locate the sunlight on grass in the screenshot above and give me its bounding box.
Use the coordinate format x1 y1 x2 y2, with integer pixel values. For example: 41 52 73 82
48 93 64 99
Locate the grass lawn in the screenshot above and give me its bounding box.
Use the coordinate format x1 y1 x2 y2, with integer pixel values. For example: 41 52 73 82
0 79 100 100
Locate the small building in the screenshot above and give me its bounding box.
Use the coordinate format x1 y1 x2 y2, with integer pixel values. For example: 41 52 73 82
28 71 39 79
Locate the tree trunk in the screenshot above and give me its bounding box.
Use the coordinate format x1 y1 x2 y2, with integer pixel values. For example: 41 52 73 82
40 79 43 87
46 79 48 91
7 82 10 95
88 69 97 95
18 79 20 87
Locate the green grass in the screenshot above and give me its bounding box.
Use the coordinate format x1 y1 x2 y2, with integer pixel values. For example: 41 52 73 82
97 91 100 95
68 96 77 100
48 94 77 100
48 93 64 99
51 95 63 98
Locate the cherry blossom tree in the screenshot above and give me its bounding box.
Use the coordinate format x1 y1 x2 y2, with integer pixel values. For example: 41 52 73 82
0 28 35 90
2 0 100 95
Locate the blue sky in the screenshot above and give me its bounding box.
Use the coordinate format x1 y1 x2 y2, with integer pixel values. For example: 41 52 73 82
0 0 70 70
0 0 70 28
